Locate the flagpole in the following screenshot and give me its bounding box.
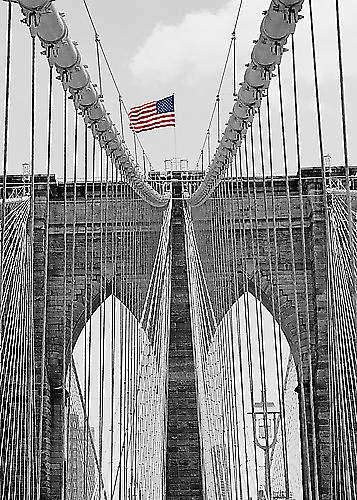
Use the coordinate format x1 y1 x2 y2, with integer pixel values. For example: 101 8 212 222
173 125 177 161
171 93 177 162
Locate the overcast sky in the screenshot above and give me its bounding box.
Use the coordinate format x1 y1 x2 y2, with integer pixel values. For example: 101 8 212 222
0 0 356 177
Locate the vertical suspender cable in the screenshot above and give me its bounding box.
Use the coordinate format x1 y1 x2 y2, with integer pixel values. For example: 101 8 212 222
334 0 352 244
131 189 138 492
333 3 357 488
83 122 89 499
290 32 321 500
233 150 253 499
334 0 349 170
0 10 15 492
266 91 291 498
131 192 139 492
245 132 266 491
125 181 131 497
126 184 134 494
118 172 125 500
257 106 290 497
220 176 237 496
110 157 119 497
27 31 39 500
37 63 53 500
0 1 13 330
86 135 96 496
241 139 260 492
143 151 146 178
136 194 143 489
98 146 104 499
225 161 244 497
119 95 125 141
71 361 109 499
209 188 225 497
134 132 138 165
249 125 272 498
207 130 211 167
67 107 79 498
213 181 231 495
82 0 156 174
122 182 130 497
94 30 106 498
217 95 220 143
61 88 68 500
277 65 314 499
308 0 335 496
195 0 243 169
101 154 110 489
232 31 237 97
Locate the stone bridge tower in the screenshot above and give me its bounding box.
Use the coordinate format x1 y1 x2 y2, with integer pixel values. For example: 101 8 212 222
189 166 331 499
27 165 332 499
31 175 165 498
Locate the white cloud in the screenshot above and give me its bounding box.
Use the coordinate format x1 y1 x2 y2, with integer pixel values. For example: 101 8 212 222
127 0 357 168
130 0 357 88
129 1 241 85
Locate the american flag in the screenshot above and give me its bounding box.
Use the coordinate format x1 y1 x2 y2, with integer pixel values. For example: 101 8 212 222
129 95 175 133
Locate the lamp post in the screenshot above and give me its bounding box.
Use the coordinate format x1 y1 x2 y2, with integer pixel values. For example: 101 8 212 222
251 397 281 499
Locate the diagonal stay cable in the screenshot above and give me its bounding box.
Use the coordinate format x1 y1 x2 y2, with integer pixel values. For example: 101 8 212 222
195 0 244 166
81 0 153 166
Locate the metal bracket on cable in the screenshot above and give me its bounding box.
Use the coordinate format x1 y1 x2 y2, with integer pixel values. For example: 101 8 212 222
16 0 169 208
189 0 305 207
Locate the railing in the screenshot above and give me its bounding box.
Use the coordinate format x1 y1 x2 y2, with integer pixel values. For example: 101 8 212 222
0 184 30 202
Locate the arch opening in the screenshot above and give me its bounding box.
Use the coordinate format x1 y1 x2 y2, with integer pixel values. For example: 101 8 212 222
196 291 303 500
70 278 142 362
66 294 166 499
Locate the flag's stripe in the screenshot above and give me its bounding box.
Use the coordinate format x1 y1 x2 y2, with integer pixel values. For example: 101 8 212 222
131 120 175 133
129 104 156 120
131 117 175 133
129 107 157 122
131 114 175 130
129 100 156 113
131 121 175 133
130 116 175 130
131 112 175 128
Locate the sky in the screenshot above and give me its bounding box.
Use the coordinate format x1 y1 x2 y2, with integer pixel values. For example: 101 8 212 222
0 0 356 178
